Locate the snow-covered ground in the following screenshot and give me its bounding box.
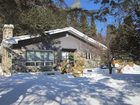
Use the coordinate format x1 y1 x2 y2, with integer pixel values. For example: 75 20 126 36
122 64 140 74
0 65 140 105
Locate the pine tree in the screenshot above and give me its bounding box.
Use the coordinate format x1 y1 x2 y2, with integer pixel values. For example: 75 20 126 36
0 0 98 39
94 0 140 64
90 15 97 38
79 11 90 35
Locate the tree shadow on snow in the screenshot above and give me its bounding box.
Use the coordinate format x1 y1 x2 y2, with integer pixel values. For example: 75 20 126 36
0 73 139 105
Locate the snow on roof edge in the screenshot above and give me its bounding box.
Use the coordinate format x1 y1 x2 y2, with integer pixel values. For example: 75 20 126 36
69 27 107 50
45 27 107 50
1 35 40 48
2 27 107 50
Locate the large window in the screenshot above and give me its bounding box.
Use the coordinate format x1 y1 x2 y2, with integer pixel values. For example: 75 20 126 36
26 50 54 66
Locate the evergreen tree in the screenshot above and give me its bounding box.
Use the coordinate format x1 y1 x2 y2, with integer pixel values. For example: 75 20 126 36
79 11 90 35
90 15 97 38
94 0 140 63
111 15 140 61
0 0 97 40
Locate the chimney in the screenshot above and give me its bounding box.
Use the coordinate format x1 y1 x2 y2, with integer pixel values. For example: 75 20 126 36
3 24 14 39
1 24 14 76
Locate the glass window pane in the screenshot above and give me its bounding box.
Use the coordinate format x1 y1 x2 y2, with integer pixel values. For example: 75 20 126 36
26 50 54 63
40 52 44 61
26 62 35 66
45 62 53 66
48 52 54 61
34 51 44 61
36 62 44 66
44 52 48 61
26 51 34 61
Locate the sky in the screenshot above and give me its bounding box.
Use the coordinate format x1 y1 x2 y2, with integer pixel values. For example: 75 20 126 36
64 0 115 36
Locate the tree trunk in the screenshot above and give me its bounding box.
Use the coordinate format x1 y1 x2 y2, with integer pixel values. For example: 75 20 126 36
109 61 112 74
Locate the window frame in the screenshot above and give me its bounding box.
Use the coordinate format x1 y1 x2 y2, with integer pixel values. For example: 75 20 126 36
26 50 54 67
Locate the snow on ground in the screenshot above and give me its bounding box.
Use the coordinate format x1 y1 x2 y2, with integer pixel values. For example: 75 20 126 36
0 66 140 105
122 64 140 74
0 66 3 76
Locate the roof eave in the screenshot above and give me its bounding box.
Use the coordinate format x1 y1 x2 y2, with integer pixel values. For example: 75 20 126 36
45 27 108 50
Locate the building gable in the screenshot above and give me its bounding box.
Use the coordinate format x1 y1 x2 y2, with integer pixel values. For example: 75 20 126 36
1 27 107 51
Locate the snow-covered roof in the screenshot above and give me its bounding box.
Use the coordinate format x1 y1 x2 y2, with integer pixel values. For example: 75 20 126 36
1 27 107 50
1 35 40 48
45 27 107 50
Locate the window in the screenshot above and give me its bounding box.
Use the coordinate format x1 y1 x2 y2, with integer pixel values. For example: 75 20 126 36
85 52 92 59
34 51 44 61
89 53 92 60
26 51 34 61
86 52 88 59
26 50 54 66
26 62 35 66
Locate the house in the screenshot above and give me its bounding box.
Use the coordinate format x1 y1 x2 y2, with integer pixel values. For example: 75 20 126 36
1 24 107 74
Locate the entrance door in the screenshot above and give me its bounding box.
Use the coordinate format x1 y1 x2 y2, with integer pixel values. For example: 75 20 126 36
61 48 76 64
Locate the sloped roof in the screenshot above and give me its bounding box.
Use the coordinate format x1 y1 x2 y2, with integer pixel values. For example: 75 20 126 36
1 27 107 50
45 27 107 50
1 35 40 48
